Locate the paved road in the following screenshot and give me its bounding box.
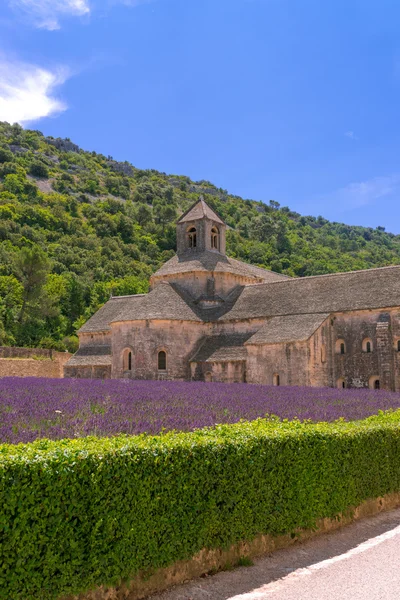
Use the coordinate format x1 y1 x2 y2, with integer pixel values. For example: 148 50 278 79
150 508 400 600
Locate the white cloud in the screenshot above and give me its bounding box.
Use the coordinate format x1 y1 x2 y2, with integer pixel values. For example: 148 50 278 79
0 59 68 124
345 130 358 140
324 175 400 212
9 0 90 30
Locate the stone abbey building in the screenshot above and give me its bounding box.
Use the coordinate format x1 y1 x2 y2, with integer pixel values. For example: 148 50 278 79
65 198 400 390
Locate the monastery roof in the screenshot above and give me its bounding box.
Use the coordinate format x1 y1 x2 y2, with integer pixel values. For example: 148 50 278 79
81 264 400 332
223 264 400 321
151 250 290 283
78 295 146 333
177 197 225 225
111 283 201 323
246 314 330 345
190 333 254 363
65 345 112 367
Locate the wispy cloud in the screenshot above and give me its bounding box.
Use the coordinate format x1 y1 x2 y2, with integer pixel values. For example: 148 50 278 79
345 130 358 140
9 0 90 30
0 59 68 124
323 175 400 212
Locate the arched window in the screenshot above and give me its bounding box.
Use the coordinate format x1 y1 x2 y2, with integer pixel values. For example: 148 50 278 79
369 376 380 390
211 226 220 250
362 338 373 353
188 227 197 249
158 350 167 371
335 339 346 355
337 378 345 389
273 373 280 386
123 349 132 372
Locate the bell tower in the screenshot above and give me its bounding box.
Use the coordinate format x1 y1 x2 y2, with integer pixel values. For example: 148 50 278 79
176 197 226 257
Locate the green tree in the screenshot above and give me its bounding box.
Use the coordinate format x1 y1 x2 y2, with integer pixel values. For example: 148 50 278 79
15 245 51 326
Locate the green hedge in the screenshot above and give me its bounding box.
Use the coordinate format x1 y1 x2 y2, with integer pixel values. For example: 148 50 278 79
1 413 400 599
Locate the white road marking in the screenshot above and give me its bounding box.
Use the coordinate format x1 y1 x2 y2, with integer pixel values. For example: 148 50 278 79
227 524 400 599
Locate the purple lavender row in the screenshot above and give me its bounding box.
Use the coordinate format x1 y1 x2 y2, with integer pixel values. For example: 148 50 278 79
1 377 400 445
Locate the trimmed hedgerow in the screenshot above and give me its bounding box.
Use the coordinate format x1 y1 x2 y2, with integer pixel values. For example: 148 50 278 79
1 412 400 599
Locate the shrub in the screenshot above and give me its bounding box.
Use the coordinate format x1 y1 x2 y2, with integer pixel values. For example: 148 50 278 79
0 147 14 164
1 413 400 599
29 161 49 178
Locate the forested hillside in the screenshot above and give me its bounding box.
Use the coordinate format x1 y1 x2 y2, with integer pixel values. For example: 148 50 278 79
1 121 400 351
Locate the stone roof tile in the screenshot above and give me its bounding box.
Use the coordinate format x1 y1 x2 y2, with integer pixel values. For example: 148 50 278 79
78 296 145 333
151 250 290 283
246 314 330 345
65 345 112 367
177 197 225 225
224 264 400 321
190 333 253 363
111 283 201 323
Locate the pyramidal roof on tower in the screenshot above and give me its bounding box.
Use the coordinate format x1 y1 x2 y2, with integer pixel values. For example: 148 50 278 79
177 196 225 225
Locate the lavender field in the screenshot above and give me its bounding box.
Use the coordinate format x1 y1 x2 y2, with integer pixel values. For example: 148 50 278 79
1 377 400 444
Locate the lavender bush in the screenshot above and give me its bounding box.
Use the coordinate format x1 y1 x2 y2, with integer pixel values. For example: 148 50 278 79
1 377 400 444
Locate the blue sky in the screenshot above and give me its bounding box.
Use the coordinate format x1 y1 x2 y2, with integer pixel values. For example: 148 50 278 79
1 1 400 232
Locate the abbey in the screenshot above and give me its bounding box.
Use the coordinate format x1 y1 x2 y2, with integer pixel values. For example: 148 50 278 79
65 198 400 390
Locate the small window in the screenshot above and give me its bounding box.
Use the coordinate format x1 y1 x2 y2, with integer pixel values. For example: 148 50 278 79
123 349 132 372
211 226 220 250
369 376 380 390
362 338 373 353
335 339 346 355
188 227 197 249
397 340 400 352
158 350 167 371
273 373 280 386
337 378 345 389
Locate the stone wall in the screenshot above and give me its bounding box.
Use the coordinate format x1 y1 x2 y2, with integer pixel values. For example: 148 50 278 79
332 308 400 390
0 347 72 378
246 340 310 386
111 319 209 380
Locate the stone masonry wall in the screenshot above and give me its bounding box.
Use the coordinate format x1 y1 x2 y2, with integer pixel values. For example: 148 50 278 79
246 341 310 386
0 348 72 378
332 309 400 390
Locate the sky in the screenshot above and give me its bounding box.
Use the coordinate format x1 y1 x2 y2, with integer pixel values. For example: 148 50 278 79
1 0 400 232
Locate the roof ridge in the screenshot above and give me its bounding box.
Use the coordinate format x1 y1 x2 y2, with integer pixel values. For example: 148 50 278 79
228 255 291 278
243 263 400 288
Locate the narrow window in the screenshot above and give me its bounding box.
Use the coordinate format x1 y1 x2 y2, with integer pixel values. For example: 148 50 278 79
123 349 132 372
188 227 197 249
362 338 373 353
335 339 346 355
211 226 219 250
158 350 167 371
273 373 280 386
397 340 400 352
374 379 380 390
